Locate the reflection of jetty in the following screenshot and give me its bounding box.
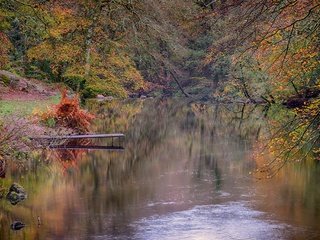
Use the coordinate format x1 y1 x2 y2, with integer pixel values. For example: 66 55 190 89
30 134 125 151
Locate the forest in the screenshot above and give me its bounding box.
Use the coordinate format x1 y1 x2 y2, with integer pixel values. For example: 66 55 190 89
0 0 320 239
0 0 317 100
1 0 319 169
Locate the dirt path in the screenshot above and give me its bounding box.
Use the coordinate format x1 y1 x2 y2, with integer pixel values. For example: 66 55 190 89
0 88 55 101
0 70 58 101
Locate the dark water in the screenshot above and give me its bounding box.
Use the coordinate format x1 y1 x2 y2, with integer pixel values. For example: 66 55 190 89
1 99 320 239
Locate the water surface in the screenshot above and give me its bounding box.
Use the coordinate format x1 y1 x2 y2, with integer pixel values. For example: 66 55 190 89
1 99 320 239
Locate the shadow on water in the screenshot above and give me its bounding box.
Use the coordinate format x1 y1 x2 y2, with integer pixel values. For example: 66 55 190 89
0 99 320 239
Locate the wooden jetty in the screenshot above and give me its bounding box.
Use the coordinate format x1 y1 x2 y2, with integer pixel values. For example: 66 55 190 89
30 133 125 150
49 145 124 151
29 133 125 140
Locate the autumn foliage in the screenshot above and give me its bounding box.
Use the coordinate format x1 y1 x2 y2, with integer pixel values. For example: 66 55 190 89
0 32 11 68
40 90 95 133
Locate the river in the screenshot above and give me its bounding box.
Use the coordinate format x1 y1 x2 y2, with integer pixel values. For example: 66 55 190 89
1 99 320 239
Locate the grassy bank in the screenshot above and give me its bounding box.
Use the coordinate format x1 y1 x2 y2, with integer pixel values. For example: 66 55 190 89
0 94 60 117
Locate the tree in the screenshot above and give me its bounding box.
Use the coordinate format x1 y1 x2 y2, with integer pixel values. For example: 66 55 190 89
202 0 320 100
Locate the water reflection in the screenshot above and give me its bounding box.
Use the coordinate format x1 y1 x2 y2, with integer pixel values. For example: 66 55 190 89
126 202 292 240
46 139 91 171
0 99 319 239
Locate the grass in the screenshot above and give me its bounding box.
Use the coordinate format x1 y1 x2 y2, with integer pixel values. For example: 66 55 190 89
0 94 60 117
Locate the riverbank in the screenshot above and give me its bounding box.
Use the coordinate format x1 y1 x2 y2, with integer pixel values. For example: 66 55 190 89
0 72 83 164
0 70 60 115
0 97 60 166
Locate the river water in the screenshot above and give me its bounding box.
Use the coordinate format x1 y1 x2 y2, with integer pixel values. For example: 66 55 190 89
1 99 320 239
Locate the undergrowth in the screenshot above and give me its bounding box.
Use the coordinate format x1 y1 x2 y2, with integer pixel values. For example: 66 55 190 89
35 90 95 133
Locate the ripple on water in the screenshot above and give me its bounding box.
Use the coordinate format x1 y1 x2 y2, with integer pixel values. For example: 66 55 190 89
128 202 292 240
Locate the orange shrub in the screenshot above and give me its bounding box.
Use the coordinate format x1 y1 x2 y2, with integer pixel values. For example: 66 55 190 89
41 90 95 133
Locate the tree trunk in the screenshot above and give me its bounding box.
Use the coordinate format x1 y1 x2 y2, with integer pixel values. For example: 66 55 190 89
84 18 96 77
168 70 190 98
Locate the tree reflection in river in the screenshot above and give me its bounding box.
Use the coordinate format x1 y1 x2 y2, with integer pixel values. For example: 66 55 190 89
0 99 319 239
253 103 320 178
47 138 92 171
